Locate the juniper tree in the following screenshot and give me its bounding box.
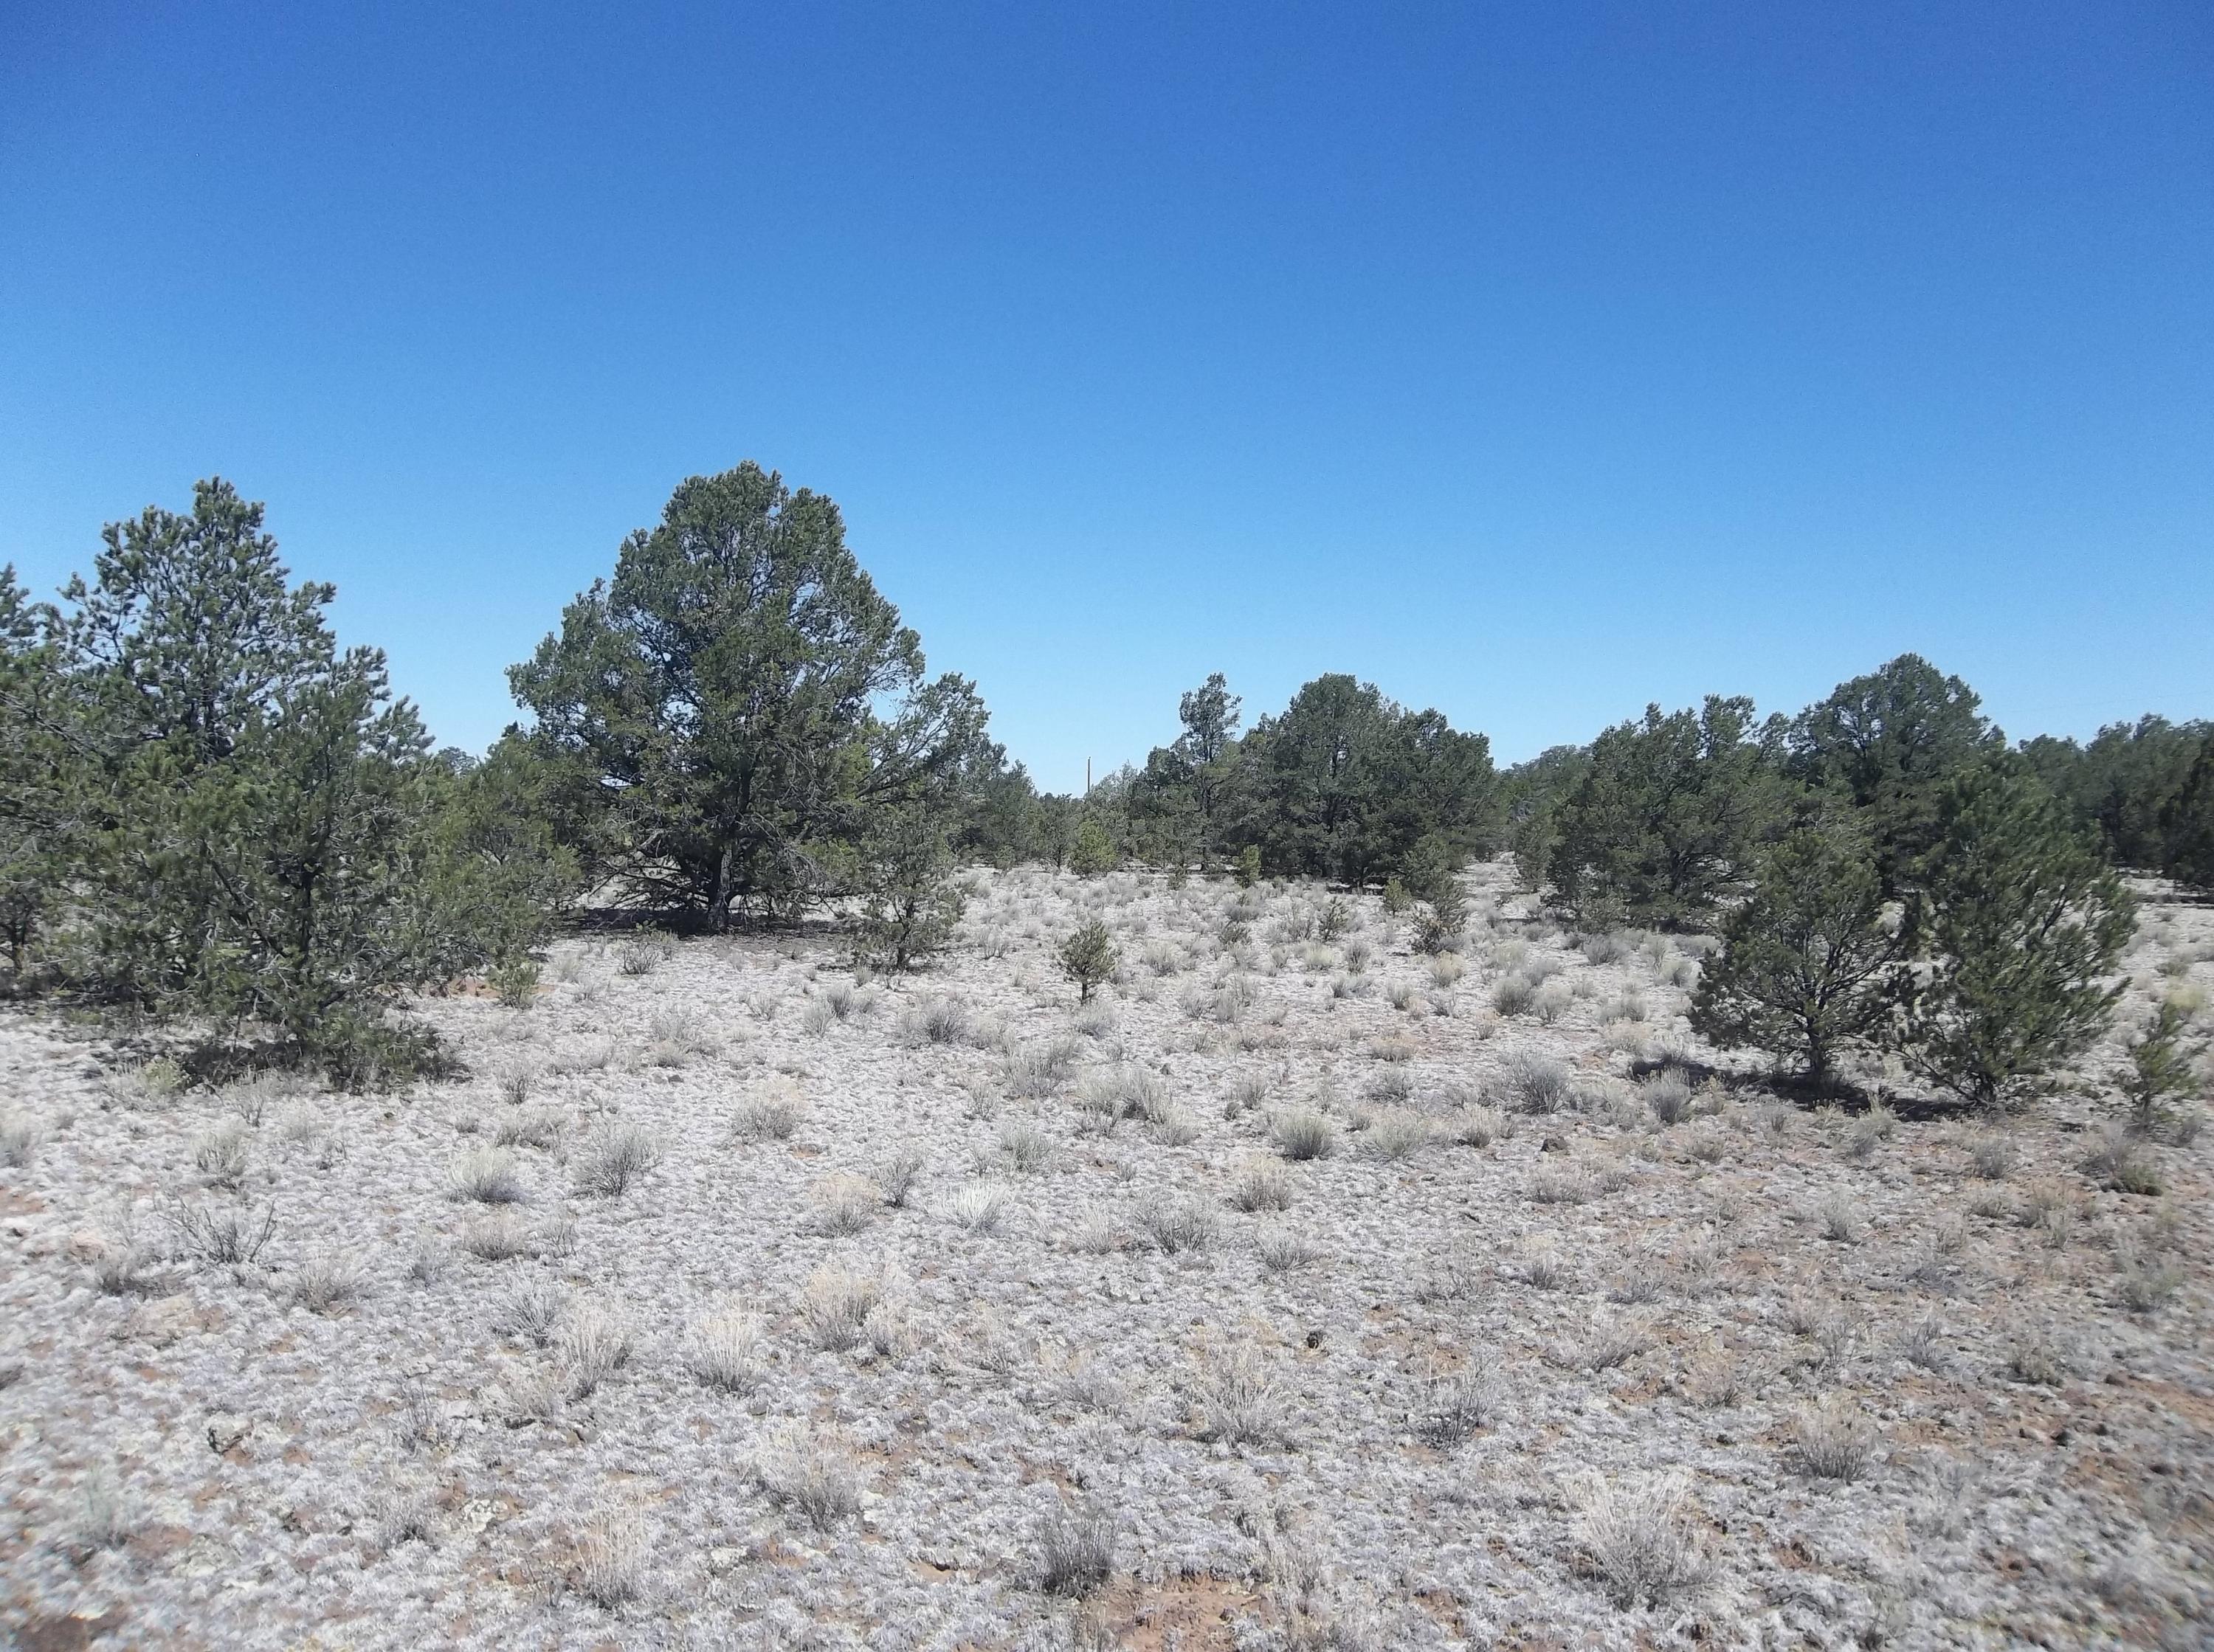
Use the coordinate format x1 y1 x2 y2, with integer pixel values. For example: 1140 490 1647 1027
1790 655 2000 894
849 798 966 972
56 480 546 1079
1900 761 2135 1110
508 463 989 928
1689 822 1906 1087
1546 697 1785 930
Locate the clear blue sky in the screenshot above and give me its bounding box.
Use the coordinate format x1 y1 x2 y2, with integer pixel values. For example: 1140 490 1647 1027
3 2 2208 791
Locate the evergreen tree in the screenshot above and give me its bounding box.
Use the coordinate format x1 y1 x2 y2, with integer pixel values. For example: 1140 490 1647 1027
508 463 990 927
0 568 73 972
1689 822 1906 1086
2159 731 2214 891
58 480 548 1079
849 798 966 972
1546 696 1784 930
1900 761 2135 1109
1790 654 2000 892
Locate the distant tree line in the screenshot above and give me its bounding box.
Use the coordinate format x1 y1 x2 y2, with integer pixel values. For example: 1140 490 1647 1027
3 463 2207 1112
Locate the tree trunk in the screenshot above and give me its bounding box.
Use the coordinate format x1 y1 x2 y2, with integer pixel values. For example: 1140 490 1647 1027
707 841 735 933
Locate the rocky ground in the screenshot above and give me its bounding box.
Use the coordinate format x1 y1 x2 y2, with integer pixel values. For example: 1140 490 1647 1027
1 858 2209 1650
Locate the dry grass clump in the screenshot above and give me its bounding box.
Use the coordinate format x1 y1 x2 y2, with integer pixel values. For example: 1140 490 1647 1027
1037 1499 1117 1597
1791 1396 1877 1482
801 1262 886 1351
91 1224 154 1296
682 1300 770 1394
1968 1132 2017 1180
902 998 973 1046
492 1107 562 1150
998 1117 1055 1172
559 1301 635 1397
1573 1472 1709 1608
461 1212 538 1262
1502 1051 1573 1113
1270 1106 1337 1161
289 1247 363 1314
1 1108 43 1167
1418 1361 1500 1446
1639 1069 1694 1126
949 1179 1013 1234
1004 1037 1083 1097
733 1082 808 1142
494 1278 565 1347
574 1124 659 1197
1188 1334 1292 1445
193 1119 252 1189
753 1424 863 1531
810 1171 880 1234
447 1146 528 1204
571 1507 647 1608
1230 1158 1297 1213
1139 1197 1220 1255
1359 1108 1432 1160
1254 1225 1320 1274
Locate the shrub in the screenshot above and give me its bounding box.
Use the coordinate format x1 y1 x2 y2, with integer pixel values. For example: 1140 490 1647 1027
1139 1197 1220 1255
1639 1069 1694 1126
1058 919 1119 1003
1689 823 1906 1088
489 956 541 1008
1790 1397 1877 1481
572 1509 647 1608
1270 1107 1337 1161
875 1146 925 1208
615 936 672 977
1230 1158 1297 1212
801 1263 884 1352
1502 1051 1573 1114
289 1248 363 1314
2121 1000 2207 1131
1491 973 1536 1017
1254 1226 1319 1273
1418 1365 1500 1447
949 1180 1013 1234
1037 1499 1118 1596
1900 764 2135 1109
1069 818 1117 877
193 1120 251 1190
1188 1336 1290 1445
574 1125 659 1197
447 1147 527 1204
559 1302 634 1397
1234 844 1262 888
1362 1110 1432 1160
1575 1473 1709 1608
753 1425 862 1531
733 1082 807 1141
683 1302 770 1394
0 1098 40 1169
998 1119 1055 1174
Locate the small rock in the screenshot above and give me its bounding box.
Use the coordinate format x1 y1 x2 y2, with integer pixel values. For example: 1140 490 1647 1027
1540 1136 1569 1155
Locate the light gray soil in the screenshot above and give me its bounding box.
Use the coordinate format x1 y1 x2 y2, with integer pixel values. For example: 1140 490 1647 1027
1 860 2208 1649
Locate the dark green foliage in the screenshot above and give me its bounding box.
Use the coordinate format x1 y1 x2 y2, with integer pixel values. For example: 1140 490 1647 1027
1235 844 1262 888
1131 673 1243 871
2021 716 2213 876
1900 762 2136 1109
1790 655 2001 893
1689 823 1906 1085
1379 875 1409 915
1545 697 1784 930
2160 732 2214 891
849 800 967 972
508 463 989 928
2121 1000 2207 1132
41 480 548 1079
1068 818 1117 877
1219 674 1495 887
1058 918 1118 1003
0 567 73 972
1501 744 1590 896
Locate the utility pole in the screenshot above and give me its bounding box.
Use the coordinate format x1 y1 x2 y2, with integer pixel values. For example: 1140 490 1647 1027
1085 758 1092 797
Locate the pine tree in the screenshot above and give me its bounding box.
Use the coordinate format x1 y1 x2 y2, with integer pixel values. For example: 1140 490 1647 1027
508 463 989 928
1689 823 1906 1086
1058 919 1118 1003
1900 762 2135 1110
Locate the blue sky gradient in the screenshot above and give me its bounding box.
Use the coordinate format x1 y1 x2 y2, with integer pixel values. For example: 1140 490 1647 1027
3 1 2208 789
